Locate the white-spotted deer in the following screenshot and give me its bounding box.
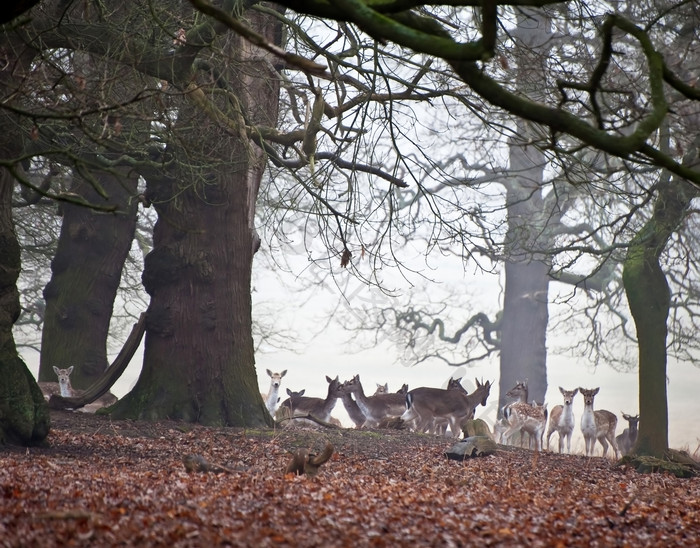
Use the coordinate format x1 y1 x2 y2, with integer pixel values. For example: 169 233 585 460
579 387 620 458
502 379 548 450
545 387 578 453
616 412 639 456
50 366 118 412
262 369 287 415
341 375 406 428
275 377 341 425
401 379 492 438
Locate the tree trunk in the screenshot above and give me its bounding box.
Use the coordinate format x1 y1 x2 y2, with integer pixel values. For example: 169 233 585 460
0 36 50 446
110 8 282 427
0 169 50 445
622 177 697 458
39 169 138 387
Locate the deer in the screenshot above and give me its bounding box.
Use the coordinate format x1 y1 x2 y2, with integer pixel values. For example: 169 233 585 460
341 375 406 428
406 377 469 435
545 387 578 453
501 380 548 451
49 366 118 412
501 379 533 446
338 386 367 428
261 369 287 415
401 379 492 438
616 412 639 456
579 387 620 459
274 376 342 426
373 382 389 395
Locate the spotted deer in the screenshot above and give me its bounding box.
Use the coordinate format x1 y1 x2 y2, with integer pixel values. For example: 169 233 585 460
545 387 578 453
262 369 287 415
579 387 620 458
502 380 548 451
616 412 639 456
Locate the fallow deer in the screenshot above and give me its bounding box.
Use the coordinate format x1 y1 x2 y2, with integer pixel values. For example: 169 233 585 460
339 386 367 428
341 375 406 428
616 412 639 456
50 366 118 412
545 387 578 453
262 369 287 415
373 383 389 395
579 387 620 458
401 378 492 438
275 378 341 425
407 377 469 435
501 379 544 449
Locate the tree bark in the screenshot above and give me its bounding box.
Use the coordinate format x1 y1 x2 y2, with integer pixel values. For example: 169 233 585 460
0 168 50 445
39 169 138 387
110 8 283 426
0 36 50 446
622 177 697 458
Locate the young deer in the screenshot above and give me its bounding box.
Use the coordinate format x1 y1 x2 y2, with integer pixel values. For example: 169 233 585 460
579 387 620 458
341 375 406 428
262 369 287 415
402 379 492 438
51 366 118 411
545 387 578 453
616 412 639 456
502 379 547 450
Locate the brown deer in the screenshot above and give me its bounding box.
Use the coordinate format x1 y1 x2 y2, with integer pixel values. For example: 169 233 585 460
545 387 578 453
406 377 469 435
341 375 406 428
579 387 620 458
373 382 389 395
616 412 639 456
261 369 287 415
401 379 492 438
275 377 341 425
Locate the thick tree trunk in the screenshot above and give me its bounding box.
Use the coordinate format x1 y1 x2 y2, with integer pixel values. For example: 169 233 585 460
0 169 50 445
0 37 50 445
110 8 282 427
39 169 138 387
622 178 696 458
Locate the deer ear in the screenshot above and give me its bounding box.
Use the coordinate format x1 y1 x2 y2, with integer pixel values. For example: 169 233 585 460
281 370 287 377
266 369 273 377
286 388 292 396
67 366 74 374
593 387 600 395
53 366 60 374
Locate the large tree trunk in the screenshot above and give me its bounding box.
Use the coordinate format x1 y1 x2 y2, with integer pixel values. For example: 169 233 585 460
39 169 138 387
0 36 50 446
0 168 50 445
622 177 697 458
110 9 282 426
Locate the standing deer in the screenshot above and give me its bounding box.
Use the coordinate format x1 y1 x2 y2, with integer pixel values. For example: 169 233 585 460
407 377 469 435
341 375 406 428
616 412 639 456
262 369 287 415
545 387 578 453
579 387 620 458
501 379 548 450
401 379 492 438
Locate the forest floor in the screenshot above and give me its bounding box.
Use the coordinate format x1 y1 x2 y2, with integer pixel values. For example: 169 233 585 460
1 409 699 547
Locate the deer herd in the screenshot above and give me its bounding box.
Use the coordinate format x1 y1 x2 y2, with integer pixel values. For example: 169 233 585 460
264 369 641 459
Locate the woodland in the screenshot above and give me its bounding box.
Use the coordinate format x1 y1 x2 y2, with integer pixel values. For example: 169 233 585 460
1 410 699 547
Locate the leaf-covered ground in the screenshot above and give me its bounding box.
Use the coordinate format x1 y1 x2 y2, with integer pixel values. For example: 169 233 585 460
1 410 699 547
